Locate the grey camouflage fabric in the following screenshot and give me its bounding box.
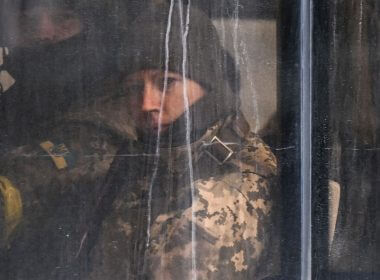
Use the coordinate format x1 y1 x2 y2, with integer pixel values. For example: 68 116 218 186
0 96 135 279
88 113 279 280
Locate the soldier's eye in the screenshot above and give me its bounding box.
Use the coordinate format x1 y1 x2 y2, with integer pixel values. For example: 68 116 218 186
156 77 178 92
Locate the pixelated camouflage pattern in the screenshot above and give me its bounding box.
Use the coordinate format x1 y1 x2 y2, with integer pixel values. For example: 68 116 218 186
88 114 279 280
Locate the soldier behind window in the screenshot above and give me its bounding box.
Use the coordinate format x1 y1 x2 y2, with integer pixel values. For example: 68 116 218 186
86 3 280 280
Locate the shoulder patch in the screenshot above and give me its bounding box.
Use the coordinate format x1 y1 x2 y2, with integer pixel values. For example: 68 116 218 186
0 176 23 246
40 141 72 170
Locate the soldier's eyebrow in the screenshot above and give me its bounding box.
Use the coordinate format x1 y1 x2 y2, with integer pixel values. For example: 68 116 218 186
155 72 183 83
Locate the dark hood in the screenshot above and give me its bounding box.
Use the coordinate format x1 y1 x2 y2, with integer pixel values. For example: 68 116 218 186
118 2 241 148
1 32 117 146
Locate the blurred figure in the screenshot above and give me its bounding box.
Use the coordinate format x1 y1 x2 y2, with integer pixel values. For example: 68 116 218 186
13 1 83 47
0 0 123 148
0 1 145 279
0 86 136 279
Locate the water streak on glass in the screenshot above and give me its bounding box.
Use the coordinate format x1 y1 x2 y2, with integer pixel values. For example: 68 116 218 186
145 0 176 253
300 0 312 279
178 1 198 278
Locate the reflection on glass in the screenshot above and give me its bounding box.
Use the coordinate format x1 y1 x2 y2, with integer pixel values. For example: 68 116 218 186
326 0 380 278
0 1 281 280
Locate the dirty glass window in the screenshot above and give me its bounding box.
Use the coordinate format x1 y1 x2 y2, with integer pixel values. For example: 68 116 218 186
279 1 380 279
1 1 282 279
1 0 379 280
315 1 380 279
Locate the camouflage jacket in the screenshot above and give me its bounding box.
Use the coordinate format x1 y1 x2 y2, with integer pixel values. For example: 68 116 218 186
87 113 279 280
0 96 135 280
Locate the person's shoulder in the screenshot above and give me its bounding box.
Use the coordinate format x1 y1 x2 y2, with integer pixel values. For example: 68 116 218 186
0 105 135 225
0 127 117 194
2 121 119 176
187 135 278 278
232 131 278 179
196 131 278 211
0 126 121 246
215 113 277 179
196 115 278 201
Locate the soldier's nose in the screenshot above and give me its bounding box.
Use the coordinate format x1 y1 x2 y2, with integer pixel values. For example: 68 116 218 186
141 83 162 112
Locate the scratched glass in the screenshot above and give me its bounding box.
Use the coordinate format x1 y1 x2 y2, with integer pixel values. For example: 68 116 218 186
1 0 379 280
0 1 281 279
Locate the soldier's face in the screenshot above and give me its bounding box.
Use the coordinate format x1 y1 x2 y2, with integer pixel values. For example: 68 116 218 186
124 70 205 133
19 6 83 46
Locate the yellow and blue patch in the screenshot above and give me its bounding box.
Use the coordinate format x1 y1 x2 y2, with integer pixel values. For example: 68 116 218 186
40 141 75 170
